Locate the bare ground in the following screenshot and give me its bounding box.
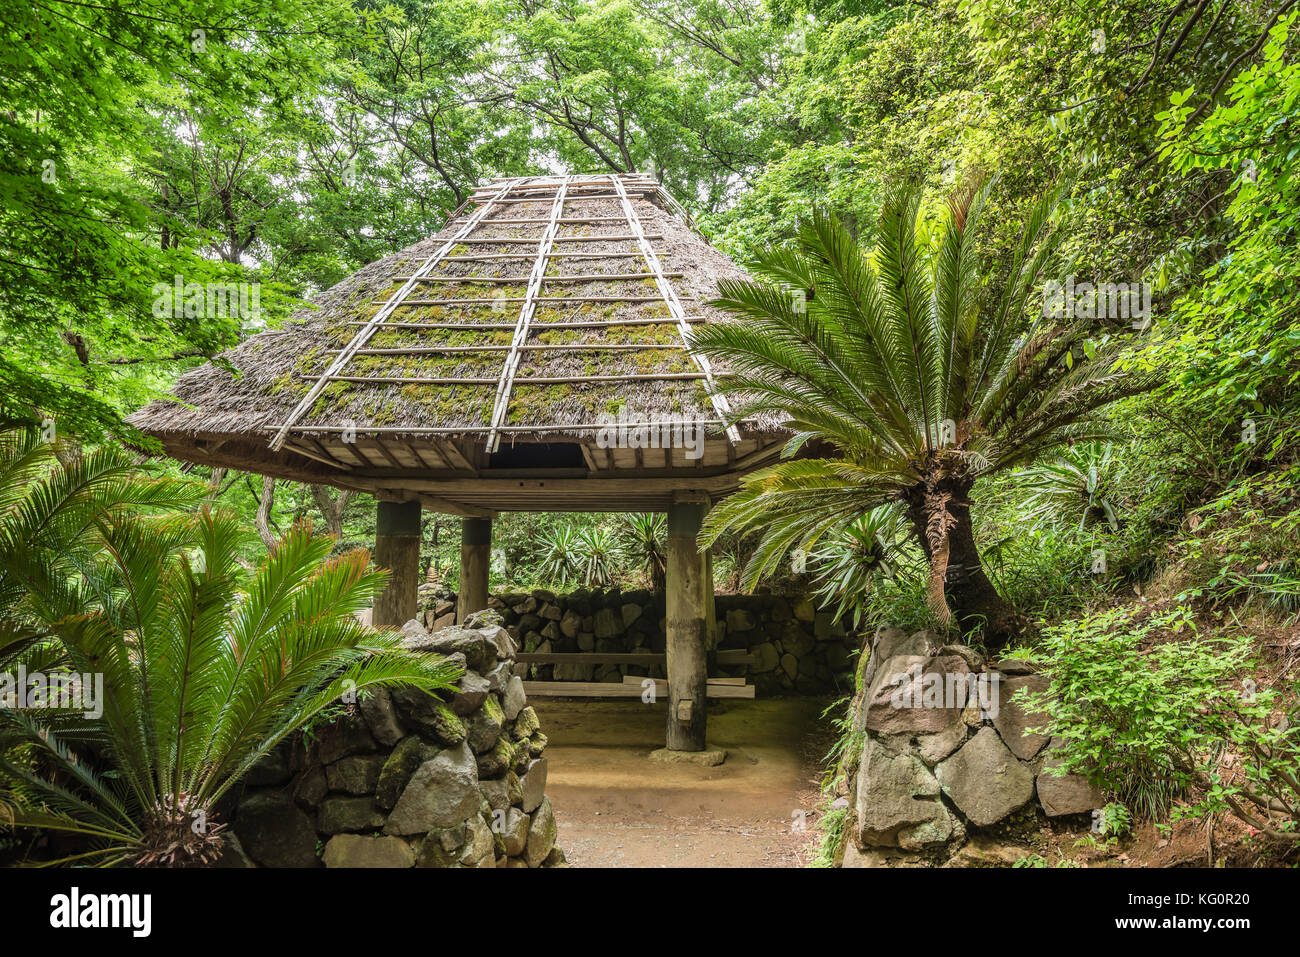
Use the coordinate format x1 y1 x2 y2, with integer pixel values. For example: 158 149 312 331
532 696 837 868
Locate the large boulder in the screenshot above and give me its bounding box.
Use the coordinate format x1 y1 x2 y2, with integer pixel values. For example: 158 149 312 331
322 834 415 868
324 755 385 795
499 807 530 857
854 737 961 850
359 687 405 747
1037 738 1104 817
318 796 386 833
935 728 1035 826
992 674 1052 760
524 797 557 867
384 743 481 835
233 791 320 868
861 654 968 736
400 626 495 671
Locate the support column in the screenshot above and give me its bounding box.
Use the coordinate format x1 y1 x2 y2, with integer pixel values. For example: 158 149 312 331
457 517 492 625
665 501 708 751
373 500 422 628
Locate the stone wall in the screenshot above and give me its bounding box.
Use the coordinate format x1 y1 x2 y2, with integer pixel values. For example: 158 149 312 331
225 612 565 868
838 625 1103 866
419 586 858 695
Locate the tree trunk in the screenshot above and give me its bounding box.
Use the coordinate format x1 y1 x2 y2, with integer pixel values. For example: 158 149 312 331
254 475 277 549
310 484 353 539
903 481 1024 650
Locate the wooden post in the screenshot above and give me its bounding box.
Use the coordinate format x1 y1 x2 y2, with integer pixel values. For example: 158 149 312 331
665 501 708 751
373 500 422 628
457 517 492 624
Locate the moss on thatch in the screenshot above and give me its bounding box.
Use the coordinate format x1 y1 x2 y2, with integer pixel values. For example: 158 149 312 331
128 174 778 445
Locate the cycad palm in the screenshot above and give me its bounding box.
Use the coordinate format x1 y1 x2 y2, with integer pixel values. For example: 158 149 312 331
691 182 1151 645
0 497 458 866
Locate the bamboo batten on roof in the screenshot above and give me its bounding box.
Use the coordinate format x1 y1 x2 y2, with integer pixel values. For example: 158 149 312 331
129 173 787 513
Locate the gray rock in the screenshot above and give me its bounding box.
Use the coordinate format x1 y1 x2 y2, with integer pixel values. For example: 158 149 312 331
314 716 377 765
813 611 833 639
559 609 583 638
384 743 481 835
725 608 755 632
854 737 959 850
498 806 530 857
375 736 436 810
593 607 623 639
324 755 385 795
502 676 527 721
211 833 254 868
780 653 798 679
459 815 495 866
293 766 328 809
359 688 405 746
466 695 505 754
475 738 513 779
244 745 292 787
519 757 548 813
233 791 320 867
322 834 415 868
483 660 512 693
751 642 779 673
401 627 495 671
621 603 642 627
992 674 1052 760
782 621 816 658
400 619 428 640
862 654 968 736
553 661 595 681
935 728 1035 826
524 797 557 867
449 671 491 716
1037 738 1104 817
318 796 386 833
479 777 510 810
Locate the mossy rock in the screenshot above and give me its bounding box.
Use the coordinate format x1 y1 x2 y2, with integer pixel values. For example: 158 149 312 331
375 736 437 811
528 731 548 758
419 702 468 748
476 737 513 779
511 706 541 741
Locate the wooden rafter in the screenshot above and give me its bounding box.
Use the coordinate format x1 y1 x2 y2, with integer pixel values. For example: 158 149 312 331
609 173 741 443
485 176 571 453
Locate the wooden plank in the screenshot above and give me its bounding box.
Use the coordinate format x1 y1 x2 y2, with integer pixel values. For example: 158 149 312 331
517 652 664 666
620 675 748 686
521 680 754 699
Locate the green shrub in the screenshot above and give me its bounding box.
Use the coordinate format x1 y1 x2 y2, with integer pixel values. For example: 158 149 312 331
1013 607 1300 840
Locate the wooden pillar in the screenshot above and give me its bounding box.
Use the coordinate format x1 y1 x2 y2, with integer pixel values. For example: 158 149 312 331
457 517 492 625
703 548 718 649
373 500 422 628
665 501 708 751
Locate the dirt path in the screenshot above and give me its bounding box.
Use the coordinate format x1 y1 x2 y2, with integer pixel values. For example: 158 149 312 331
532 696 835 867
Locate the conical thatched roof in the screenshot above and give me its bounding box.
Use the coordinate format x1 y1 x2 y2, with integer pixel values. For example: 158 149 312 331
130 173 787 513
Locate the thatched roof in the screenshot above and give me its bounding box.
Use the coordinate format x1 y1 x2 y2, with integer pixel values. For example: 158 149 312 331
130 173 787 513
